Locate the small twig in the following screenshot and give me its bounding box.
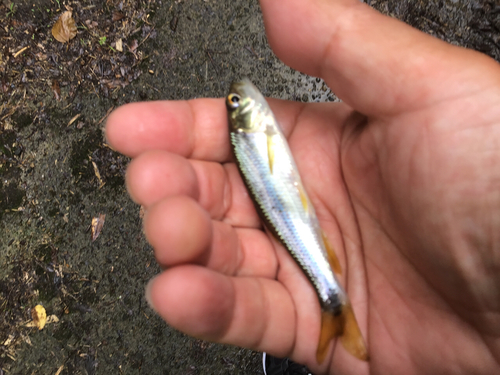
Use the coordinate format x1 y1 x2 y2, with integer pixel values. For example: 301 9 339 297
205 49 220 76
13 46 29 58
245 45 263 61
66 113 81 127
138 31 152 48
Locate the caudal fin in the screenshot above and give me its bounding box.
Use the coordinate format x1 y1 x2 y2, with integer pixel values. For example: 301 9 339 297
316 303 368 363
340 303 368 360
316 310 344 363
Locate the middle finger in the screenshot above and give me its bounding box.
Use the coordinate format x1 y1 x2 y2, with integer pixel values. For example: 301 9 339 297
126 150 260 227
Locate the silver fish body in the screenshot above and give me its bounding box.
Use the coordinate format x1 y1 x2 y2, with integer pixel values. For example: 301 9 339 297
227 80 346 314
226 79 367 362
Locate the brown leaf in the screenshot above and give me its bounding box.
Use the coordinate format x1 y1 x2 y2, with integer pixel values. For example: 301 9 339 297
91 214 106 242
128 39 138 53
52 80 61 100
35 52 47 61
52 11 77 43
112 11 125 22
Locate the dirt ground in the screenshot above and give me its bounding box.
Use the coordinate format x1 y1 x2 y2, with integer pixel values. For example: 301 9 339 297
1 0 499 374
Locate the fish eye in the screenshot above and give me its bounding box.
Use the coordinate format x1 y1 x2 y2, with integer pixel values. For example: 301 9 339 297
226 93 241 109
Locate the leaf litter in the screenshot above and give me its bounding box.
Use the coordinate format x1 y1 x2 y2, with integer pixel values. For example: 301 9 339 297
0 0 158 110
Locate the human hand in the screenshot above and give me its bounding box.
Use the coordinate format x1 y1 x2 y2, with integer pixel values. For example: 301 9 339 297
105 0 500 374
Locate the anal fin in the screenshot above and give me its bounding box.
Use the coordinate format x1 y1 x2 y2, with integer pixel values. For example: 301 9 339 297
321 231 342 275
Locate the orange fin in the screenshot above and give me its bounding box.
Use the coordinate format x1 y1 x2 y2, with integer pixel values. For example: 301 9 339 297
340 303 369 360
316 304 368 363
316 310 344 364
267 134 275 174
321 231 342 275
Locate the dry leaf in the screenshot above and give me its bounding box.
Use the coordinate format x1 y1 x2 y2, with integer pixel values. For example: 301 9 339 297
85 19 98 29
52 11 77 43
35 52 48 61
92 161 104 187
112 11 125 22
91 214 106 241
3 334 14 346
116 38 123 52
128 39 138 53
31 305 47 330
52 80 61 100
46 314 60 324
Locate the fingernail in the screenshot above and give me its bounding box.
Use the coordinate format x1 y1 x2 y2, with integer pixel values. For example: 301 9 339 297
145 278 157 312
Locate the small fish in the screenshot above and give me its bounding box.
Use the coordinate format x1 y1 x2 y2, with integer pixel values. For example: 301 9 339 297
226 79 368 362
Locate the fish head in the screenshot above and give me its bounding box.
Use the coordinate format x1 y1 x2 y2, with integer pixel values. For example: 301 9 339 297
226 78 268 133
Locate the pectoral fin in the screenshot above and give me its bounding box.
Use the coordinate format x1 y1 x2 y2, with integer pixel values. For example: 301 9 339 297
297 183 309 213
321 231 342 275
267 134 275 174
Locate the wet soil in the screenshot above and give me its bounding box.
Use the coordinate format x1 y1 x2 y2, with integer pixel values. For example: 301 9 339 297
1 0 499 374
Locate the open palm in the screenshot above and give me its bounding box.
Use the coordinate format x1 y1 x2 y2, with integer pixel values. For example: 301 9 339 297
106 1 500 374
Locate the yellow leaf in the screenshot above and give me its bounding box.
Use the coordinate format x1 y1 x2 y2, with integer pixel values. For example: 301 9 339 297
52 11 77 43
31 305 47 330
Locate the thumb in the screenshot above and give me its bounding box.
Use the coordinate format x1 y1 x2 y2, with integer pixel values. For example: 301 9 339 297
260 0 499 117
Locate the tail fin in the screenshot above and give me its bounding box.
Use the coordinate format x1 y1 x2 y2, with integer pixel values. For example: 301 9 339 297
317 310 344 363
316 303 368 363
340 303 369 361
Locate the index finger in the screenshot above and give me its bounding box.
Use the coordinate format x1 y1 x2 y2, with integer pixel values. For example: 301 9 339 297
105 99 230 160
105 98 304 161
